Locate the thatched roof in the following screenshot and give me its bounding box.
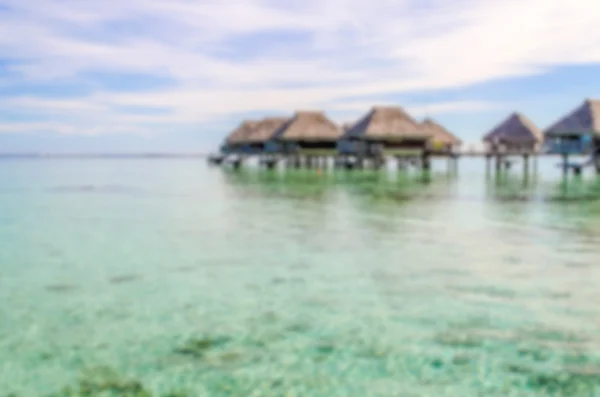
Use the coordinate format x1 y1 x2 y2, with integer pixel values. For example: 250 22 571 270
225 120 260 144
245 117 289 143
483 112 542 144
343 106 428 141
274 111 341 142
420 118 462 145
544 99 600 136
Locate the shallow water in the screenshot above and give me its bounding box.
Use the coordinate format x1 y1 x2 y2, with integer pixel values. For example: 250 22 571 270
1 158 600 396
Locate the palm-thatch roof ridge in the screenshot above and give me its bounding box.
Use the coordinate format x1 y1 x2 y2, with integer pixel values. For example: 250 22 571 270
274 111 341 142
544 99 600 136
245 117 289 143
483 112 542 144
420 118 462 145
343 106 429 141
225 120 261 145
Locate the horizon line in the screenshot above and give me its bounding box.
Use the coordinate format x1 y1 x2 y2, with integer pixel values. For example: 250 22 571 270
0 152 208 158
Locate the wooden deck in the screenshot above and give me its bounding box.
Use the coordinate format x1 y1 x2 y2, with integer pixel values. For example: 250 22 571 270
452 150 552 158
209 147 598 176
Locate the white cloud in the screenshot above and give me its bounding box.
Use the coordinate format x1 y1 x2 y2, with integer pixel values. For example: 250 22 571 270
0 0 599 140
3 97 105 113
322 100 500 123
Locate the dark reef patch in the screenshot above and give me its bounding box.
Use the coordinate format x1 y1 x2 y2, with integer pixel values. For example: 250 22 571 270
46 283 78 293
175 336 232 359
41 367 190 397
108 275 140 285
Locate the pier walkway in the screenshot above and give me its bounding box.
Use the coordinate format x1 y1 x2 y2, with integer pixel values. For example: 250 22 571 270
209 148 599 177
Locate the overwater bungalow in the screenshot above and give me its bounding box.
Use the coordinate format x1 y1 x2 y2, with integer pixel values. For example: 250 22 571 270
221 120 261 155
265 111 341 157
243 117 289 151
544 99 600 158
483 112 543 153
337 106 431 160
419 118 462 155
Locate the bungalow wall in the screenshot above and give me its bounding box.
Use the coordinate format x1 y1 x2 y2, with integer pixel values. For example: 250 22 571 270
428 141 460 154
222 143 265 155
544 134 594 155
370 139 429 157
264 140 295 154
338 138 428 157
265 140 337 155
485 141 539 153
295 141 338 156
337 139 367 155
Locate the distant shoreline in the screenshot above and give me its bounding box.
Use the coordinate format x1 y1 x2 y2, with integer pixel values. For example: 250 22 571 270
0 153 207 159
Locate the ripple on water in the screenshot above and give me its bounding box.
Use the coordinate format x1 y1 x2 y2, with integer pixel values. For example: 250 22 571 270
45 283 78 293
49 184 145 195
565 261 594 269
5 161 600 396
108 275 141 285
171 266 197 273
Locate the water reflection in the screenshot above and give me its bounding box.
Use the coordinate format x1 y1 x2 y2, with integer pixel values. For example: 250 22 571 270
219 168 334 201
219 167 458 203
485 171 537 201
550 177 600 202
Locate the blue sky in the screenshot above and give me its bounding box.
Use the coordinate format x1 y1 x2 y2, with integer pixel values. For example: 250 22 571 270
0 0 599 153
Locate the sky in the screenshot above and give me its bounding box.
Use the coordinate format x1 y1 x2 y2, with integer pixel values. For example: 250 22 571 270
0 0 599 153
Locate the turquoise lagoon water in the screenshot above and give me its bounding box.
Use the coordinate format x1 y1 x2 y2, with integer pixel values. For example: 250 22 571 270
1 158 600 396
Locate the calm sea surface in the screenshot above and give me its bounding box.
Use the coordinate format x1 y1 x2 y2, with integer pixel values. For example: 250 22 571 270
1 158 600 396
